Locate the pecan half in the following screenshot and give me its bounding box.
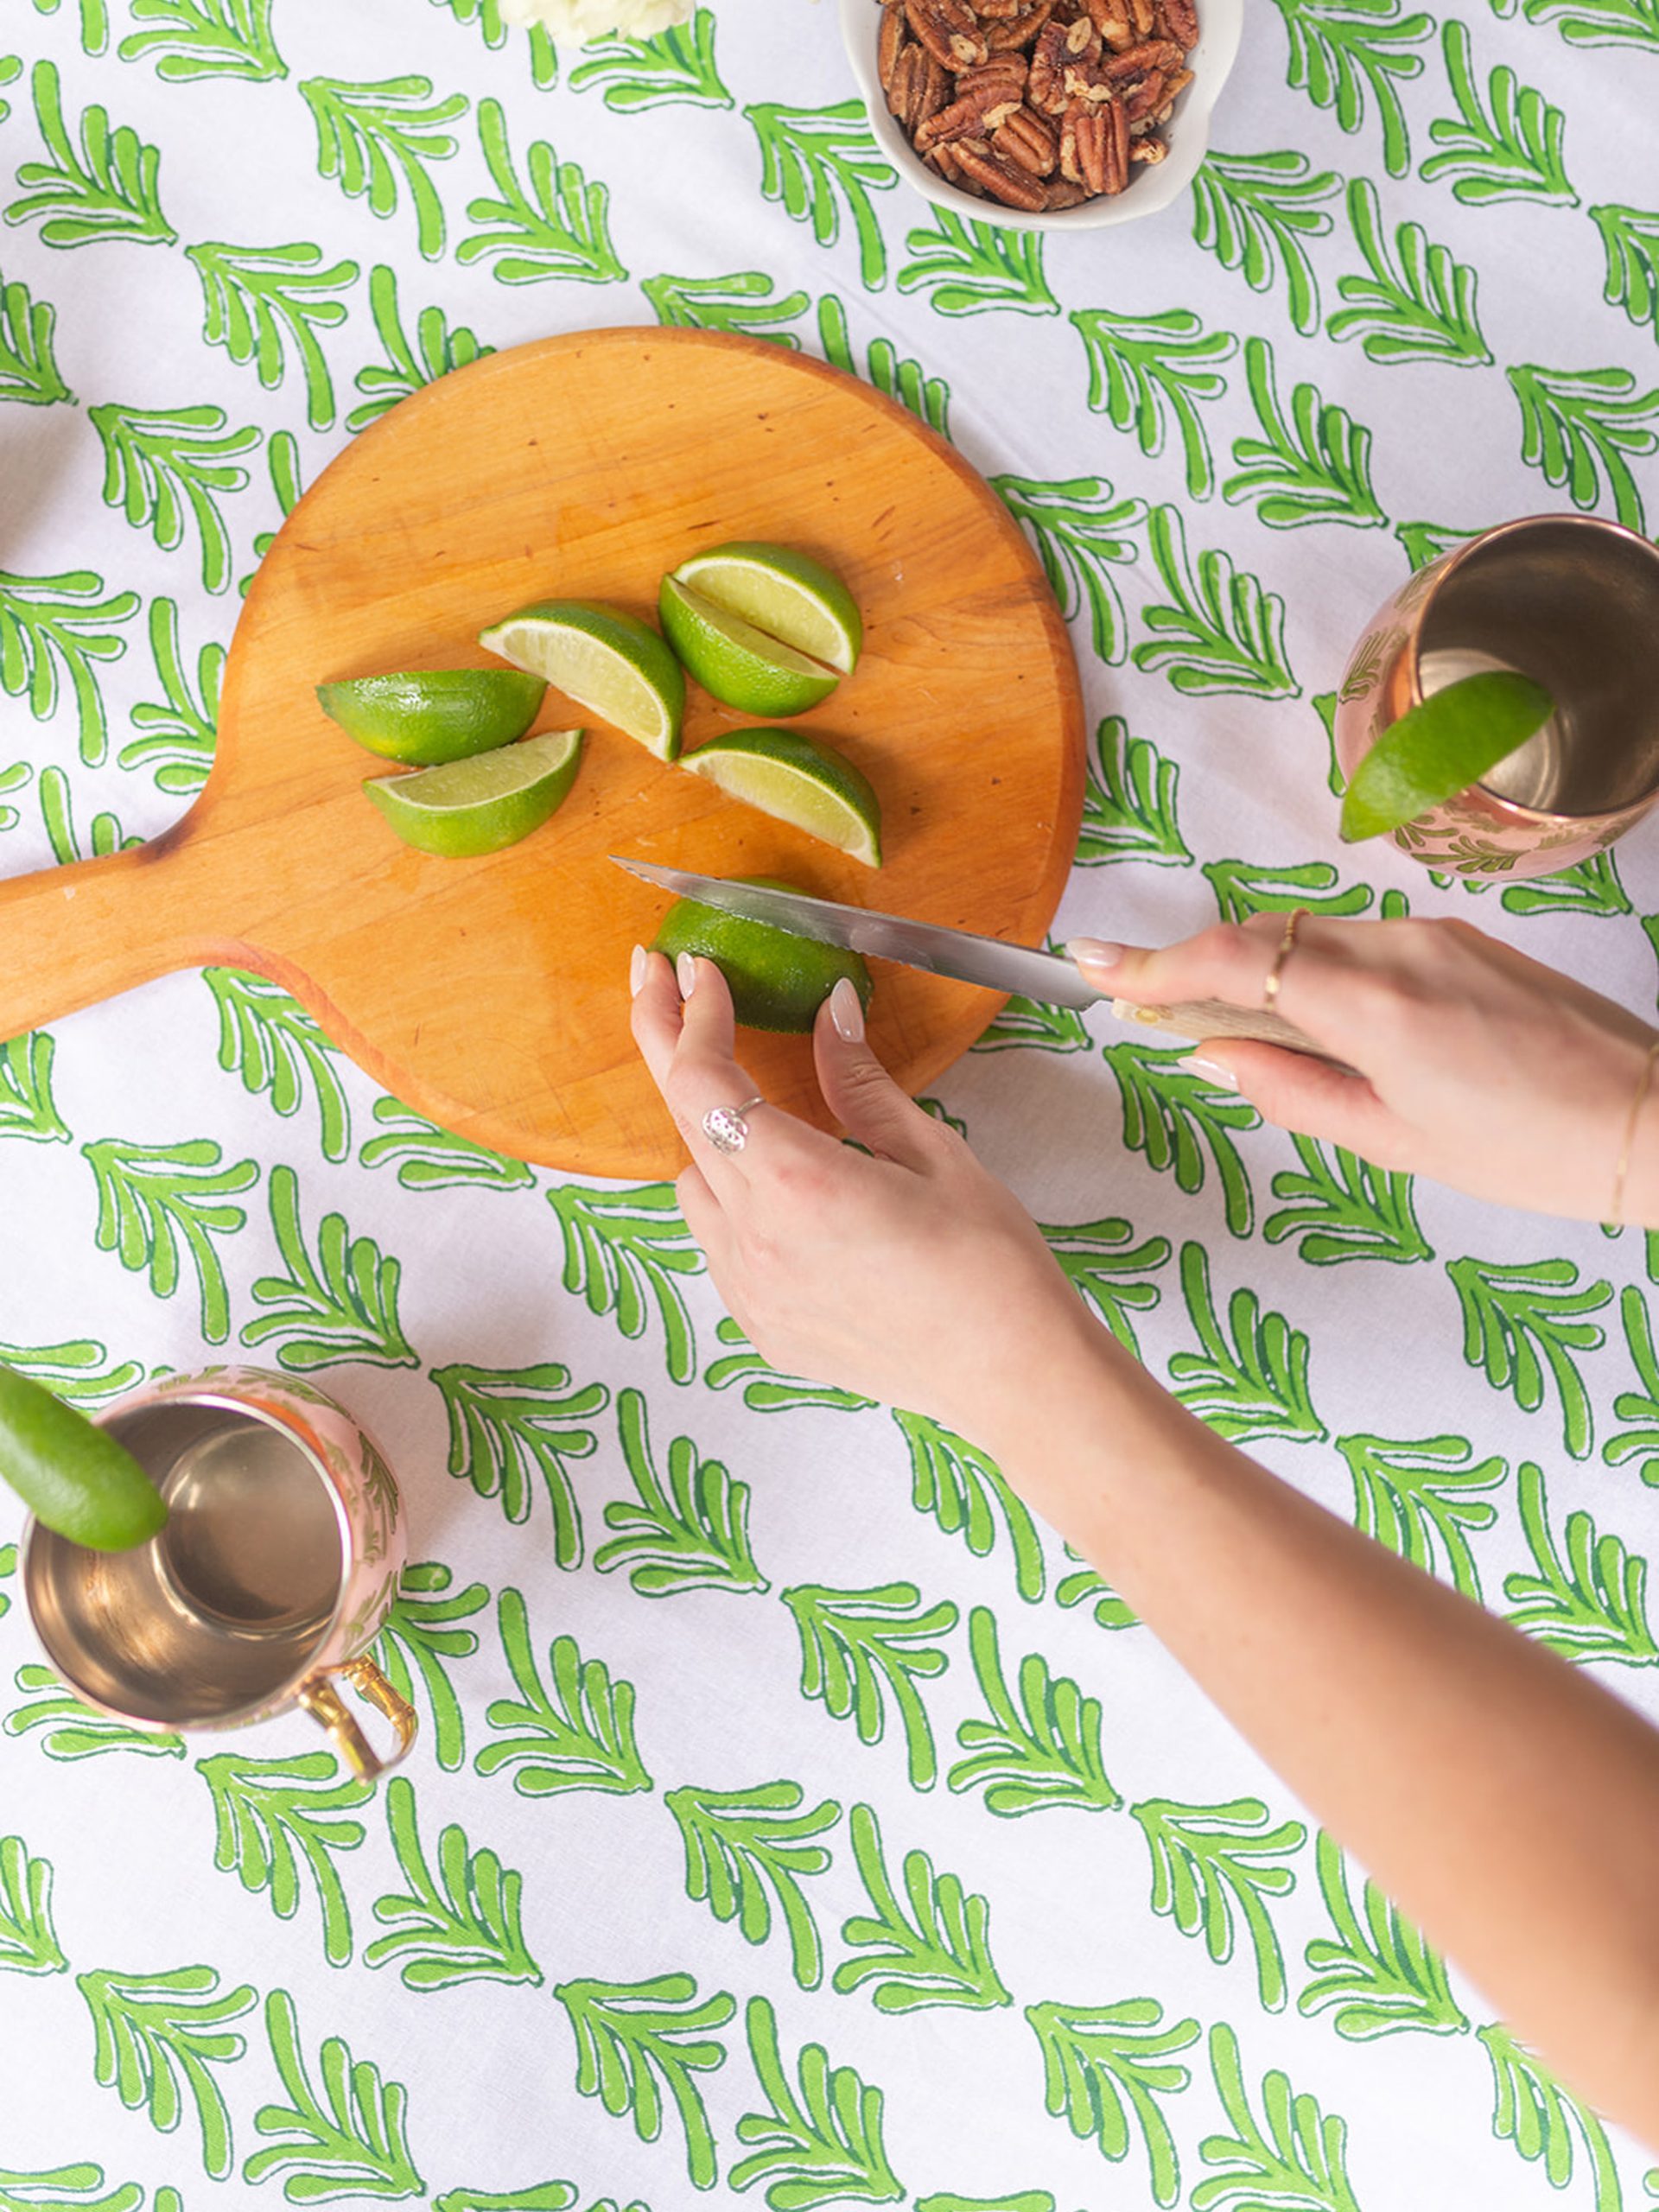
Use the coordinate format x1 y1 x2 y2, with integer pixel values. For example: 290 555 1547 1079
1129 0 1155 32
1156 0 1198 48
1044 175 1090 207
993 102 1058 174
986 0 1058 47
878 0 907 85
1124 68 1167 119
951 134 1050 210
914 52 1027 145
1129 130 1168 162
1027 20 1072 111
904 0 988 70
926 142 986 194
1103 34 1182 74
1060 95 1128 190
976 0 1027 16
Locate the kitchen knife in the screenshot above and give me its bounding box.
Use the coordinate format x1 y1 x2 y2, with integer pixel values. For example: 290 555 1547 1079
610 856 1338 1061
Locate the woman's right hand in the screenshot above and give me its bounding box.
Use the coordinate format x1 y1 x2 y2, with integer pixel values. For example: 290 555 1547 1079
1071 914 1659 1224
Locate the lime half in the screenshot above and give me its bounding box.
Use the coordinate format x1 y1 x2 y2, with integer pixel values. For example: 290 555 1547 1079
1339 671 1556 842
658 579 841 719
0 1363 166 1551
316 669 547 765
652 876 874 1034
365 728 583 857
480 601 684 760
670 542 862 676
682 728 882 868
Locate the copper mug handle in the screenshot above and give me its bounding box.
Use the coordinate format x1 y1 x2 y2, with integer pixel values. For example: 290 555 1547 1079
297 1655 417 1780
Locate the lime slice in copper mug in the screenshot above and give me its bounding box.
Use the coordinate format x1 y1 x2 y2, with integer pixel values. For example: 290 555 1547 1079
1338 671 1556 843
0 1362 166 1551
669 542 863 676
364 728 583 857
652 875 874 1033
480 600 685 760
680 727 883 868
316 669 547 764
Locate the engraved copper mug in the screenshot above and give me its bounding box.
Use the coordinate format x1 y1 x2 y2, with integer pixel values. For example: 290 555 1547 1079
1333 514 1659 880
20 1365 415 1778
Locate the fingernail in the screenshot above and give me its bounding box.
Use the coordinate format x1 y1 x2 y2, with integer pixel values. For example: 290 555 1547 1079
830 976 865 1042
1178 1054 1238 1092
676 952 697 1000
1068 938 1126 975
629 944 648 996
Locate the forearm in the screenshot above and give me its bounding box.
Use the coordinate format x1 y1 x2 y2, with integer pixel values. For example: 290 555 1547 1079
985 1323 1659 2149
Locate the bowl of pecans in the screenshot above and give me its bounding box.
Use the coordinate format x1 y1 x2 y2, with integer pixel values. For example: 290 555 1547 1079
842 0 1242 228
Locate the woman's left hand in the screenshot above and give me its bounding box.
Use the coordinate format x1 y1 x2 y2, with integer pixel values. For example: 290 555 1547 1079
627 949 1093 1448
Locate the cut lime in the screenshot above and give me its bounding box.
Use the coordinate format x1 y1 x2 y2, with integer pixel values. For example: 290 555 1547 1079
670 542 862 676
0 1363 166 1552
1339 671 1556 842
316 669 546 765
658 578 841 719
682 728 882 868
480 601 684 760
652 875 874 1034
365 728 583 857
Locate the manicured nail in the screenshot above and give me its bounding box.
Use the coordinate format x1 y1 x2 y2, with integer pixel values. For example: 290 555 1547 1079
1068 938 1126 975
676 952 697 999
629 944 648 996
830 976 865 1042
1178 1054 1238 1091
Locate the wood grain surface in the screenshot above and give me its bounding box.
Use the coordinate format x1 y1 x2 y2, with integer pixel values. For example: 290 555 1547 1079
0 328 1085 1176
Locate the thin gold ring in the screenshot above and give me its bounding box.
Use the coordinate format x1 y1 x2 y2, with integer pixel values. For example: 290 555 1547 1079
1262 907 1309 1012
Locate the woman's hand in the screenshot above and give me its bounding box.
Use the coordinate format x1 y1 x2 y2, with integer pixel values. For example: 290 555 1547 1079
1073 914 1659 1224
628 948 1099 1449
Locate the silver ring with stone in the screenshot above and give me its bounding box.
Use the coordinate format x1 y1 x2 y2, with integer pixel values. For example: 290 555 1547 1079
702 1096 766 1156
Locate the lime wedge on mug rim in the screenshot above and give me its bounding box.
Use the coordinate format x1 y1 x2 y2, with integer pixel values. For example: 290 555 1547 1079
1338 671 1556 843
0 1362 166 1551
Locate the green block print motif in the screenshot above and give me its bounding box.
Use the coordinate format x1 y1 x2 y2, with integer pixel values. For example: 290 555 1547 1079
1102 1043 1262 1238
991 475 1142 664
359 1099 536 1191
1329 178 1491 366
1507 361 1658 534
121 600 223 794
746 103 895 293
833 1802 1010 2014
188 239 356 431
1075 715 1192 868
1265 1136 1433 1266
0 568 138 769
548 1181 704 1384
896 214 1056 318
474 1587 652 1799
1133 506 1299 700
569 10 732 113
79 1962 257 2179
372 1560 488 1774
1131 1800 1306 2013
554 1972 733 2191
459 103 627 287
0 264 72 405
1025 1992 1198 2205
782 1581 955 1790
1480 2019 1623 2210
665 1777 838 1991
204 969 352 1163
1169 1243 1326 1445
1071 308 1235 500
1298 1829 1467 2039
195 1749 371 1969
1419 22 1577 207
0 1337 145 1414
8 61 175 247
299 75 467 263
242 1165 418 1370
596 1387 768 1597
89 401 261 596
1190 152 1340 340
347 264 493 433
1446 1253 1612 1459
1592 200 1659 344
1268 0 1433 181
365 1775 542 1992
1224 339 1385 531
948 1607 1119 1817
0 1831 68 1975
429 0 559 91
0 2173 151 2212
1192 2022 1364 2212
816 295 951 439
702 1316 878 1414
5 1664 185 1760
0 1033 68 1144
1502 1458 1659 1664
893 1407 1046 1601
246 1988 424 2200
82 1135 257 1343
118 0 288 84
733 1993 905 2207
432 1358 607 1560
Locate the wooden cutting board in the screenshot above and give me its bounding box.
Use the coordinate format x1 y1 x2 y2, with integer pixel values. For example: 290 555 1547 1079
0 328 1084 1178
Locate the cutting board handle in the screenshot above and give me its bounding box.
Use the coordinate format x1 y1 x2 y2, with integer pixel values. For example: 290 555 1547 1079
0 840 229 1044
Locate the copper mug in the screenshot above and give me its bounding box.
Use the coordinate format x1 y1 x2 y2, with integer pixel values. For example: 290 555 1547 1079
20 1365 416 1778
1333 514 1659 880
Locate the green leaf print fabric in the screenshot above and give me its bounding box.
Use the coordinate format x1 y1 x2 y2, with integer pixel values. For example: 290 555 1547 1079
1 2 1658 2206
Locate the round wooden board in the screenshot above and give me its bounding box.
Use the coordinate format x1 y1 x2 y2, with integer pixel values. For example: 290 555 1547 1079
205 330 1084 1176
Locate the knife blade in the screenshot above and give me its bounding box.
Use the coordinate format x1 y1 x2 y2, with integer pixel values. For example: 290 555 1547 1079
609 855 1338 1062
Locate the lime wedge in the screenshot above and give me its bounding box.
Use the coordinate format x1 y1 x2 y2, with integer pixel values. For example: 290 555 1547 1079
670 542 863 676
365 728 583 857
0 1363 165 1552
480 601 684 760
652 876 874 1034
658 578 841 719
682 727 882 868
316 669 546 765
1339 671 1556 843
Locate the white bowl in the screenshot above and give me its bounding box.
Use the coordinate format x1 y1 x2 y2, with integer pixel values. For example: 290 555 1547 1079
838 0 1243 232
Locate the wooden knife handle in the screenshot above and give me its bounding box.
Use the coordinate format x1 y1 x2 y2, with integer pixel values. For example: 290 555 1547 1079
1109 995 1344 1065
